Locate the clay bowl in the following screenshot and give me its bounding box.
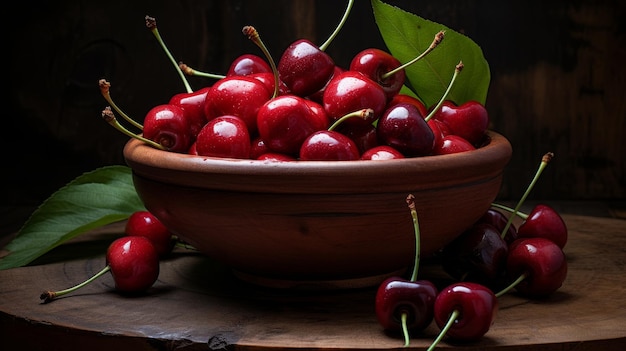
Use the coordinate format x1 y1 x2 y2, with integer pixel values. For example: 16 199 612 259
123 130 512 289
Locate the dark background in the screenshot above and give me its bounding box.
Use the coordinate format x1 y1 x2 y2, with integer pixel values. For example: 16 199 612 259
3 0 625 235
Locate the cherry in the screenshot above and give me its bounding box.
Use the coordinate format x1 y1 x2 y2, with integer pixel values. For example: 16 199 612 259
440 222 509 286
298 130 360 161
335 122 379 155
257 94 327 156
432 134 476 155
203 75 272 135
256 152 297 162
248 72 291 96
142 103 193 153
226 53 271 76
195 115 251 159
388 93 428 117
307 65 345 104
431 282 498 343
427 118 451 150
249 136 271 160
517 204 568 249
375 195 437 347
433 100 489 146
360 145 405 160
168 86 211 139
322 70 387 128
377 102 435 157
498 237 567 298
477 208 518 245
126 210 175 258
40 236 160 303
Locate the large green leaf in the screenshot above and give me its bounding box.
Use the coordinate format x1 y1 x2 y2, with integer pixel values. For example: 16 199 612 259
0 165 144 270
371 0 490 107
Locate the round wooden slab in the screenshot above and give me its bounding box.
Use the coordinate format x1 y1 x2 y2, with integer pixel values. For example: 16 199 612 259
1 214 625 350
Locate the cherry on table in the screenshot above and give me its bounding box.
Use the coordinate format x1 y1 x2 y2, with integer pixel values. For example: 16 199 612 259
517 204 568 249
126 210 175 258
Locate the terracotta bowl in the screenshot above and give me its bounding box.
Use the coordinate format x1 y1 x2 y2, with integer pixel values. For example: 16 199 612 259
123 130 512 289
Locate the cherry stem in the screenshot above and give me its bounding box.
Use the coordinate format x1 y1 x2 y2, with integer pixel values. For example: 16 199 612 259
490 202 529 220
499 152 554 240
401 312 410 347
101 107 166 150
382 30 445 80
145 15 193 94
494 273 528 298
242 25 280 99
424 61 464 122
406 194 421 282
319 0 355 51
98 79 143 131
178 62 225 80
327 109 374 131
40 265 111 303
427 309 460 351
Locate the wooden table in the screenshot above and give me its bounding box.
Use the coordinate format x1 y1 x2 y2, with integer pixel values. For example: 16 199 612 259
1 212 625 350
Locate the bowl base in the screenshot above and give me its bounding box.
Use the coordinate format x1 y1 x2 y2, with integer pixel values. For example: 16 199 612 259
232 268 408 290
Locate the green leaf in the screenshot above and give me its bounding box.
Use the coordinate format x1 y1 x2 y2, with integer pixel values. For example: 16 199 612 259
371 0 490 107
0 165 144 270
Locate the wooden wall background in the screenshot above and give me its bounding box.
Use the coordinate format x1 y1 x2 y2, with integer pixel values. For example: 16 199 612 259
3 0 625 210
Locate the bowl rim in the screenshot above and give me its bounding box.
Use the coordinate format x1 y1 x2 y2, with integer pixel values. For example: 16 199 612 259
124 130 512 194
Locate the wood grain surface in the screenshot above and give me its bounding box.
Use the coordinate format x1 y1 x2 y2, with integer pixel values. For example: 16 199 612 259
1 214 625 350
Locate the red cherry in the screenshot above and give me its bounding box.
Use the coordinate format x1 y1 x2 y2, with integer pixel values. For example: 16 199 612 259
125 210 174 258
361 145 404 160
335 122 379 155
388 94 428 117
349 48 405 100
226 53 271 76
427 118 450 150
204 75 272 135
248 72 291 96
168 87 210 139
257 94 327 156
256 152 296 162
195 115 251 159
477 208 518 245
299 130 360 161
517 204 568 249
322 70 387 128
307 65 345 103
433 134 476 155
506 237 568 297
375 277 437 332
433 100 489 146
377 102 435 157
249 136 271 160
277 39 336 97
142 103 192 153
106 236 160 293
433 282 498 341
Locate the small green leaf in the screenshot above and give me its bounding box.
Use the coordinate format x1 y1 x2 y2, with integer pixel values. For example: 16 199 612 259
0 165 144 270
371 0 490 107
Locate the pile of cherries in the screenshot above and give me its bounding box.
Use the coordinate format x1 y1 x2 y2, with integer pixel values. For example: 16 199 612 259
100 1 489 162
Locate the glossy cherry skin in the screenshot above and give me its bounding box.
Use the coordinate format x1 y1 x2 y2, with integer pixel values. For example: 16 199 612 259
335 122 378 155
257 94 327 156
322 70 387 128
106 236 160 293
256 152 297 162
168 87 210 139
248 72 291 96
427 118 451 150
195 115 251 159
142 104 192 153
307 65 345 103
506 237 568 297
299 130 360 161
388 94 428 117
375 277 438 332
434 282 498 341
433 135 476 155
204 75 272 135
477 208 518 244
226 54 271 76
125 211 174 258
278 39 335 97
433 100 489 146
349 48 405 100
441 222 509 285
361 145 405 160
517 204 568 249
249 136 271 160
377 102 435 157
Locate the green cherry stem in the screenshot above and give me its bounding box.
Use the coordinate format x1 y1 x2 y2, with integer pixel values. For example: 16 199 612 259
40 266 111 303
382 30 445 80
327 109 374 131
490 202 529 220
498 152 554 240
101 107 165 150
98 79 143 131
319 0 355 51
427 310 460 351
494 273 528 298
242 25 280 99
179 62 226 80
424 61 464 123
145 15 193 94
